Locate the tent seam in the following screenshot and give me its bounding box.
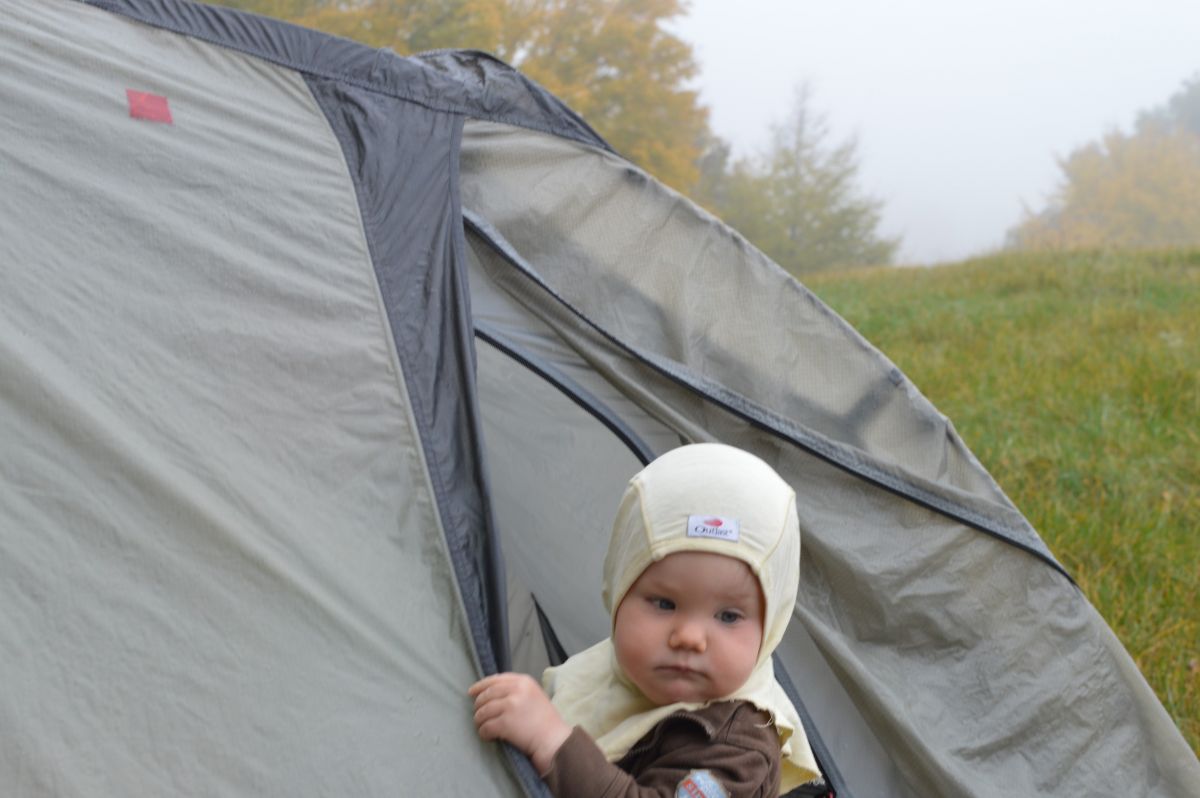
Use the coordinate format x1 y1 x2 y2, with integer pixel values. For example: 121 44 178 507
296 76 502 689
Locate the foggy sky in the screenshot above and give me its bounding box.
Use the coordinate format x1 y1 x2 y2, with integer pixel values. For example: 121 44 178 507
673 0 1200 265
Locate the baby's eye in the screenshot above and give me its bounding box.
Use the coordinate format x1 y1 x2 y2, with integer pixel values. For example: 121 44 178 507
716 610 744 625
649 597 675 611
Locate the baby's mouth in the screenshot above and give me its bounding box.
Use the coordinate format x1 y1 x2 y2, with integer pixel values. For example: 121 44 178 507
656 664 703 678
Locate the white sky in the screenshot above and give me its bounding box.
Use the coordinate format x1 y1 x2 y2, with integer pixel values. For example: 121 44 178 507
672 1 1200 264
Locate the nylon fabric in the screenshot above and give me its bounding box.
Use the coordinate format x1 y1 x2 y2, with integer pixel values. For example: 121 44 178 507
458 121 1027 535
459 125 1200 796
303 73 509 673
475 338 647 657
0 1 520 794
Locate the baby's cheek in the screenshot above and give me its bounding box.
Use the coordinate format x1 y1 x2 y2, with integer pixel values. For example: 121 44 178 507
728 630 762 677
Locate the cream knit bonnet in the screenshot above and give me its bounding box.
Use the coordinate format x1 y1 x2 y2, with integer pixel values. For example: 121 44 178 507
543 443 819 790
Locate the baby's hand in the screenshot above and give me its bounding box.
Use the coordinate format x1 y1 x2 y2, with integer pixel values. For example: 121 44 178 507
468 672 572 774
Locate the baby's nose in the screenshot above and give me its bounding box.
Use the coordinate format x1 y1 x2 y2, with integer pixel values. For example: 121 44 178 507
669 619 706 652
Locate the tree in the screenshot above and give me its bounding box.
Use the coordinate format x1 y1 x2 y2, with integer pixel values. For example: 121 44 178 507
216 0 707 193
1137 73 1200 137
217 3 896 270
507 1 706 192
1008 128 1200 251
710 86 898 274
1009 74 1200 252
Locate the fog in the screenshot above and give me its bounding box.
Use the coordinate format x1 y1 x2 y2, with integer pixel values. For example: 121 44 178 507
674 0 1200 265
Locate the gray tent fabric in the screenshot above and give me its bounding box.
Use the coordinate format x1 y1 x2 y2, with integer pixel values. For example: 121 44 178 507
460 129 1200 795
1 0 525 794
2 0 1198 796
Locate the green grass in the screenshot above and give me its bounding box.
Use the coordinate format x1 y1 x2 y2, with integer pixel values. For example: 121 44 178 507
805 249 1200 756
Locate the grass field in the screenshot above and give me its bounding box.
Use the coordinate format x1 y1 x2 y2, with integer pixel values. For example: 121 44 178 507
805 249 1199 756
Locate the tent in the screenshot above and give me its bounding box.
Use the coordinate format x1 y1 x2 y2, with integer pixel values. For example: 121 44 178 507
2 0 1197 794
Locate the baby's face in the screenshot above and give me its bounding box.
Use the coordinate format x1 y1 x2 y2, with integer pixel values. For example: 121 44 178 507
613 551 764 705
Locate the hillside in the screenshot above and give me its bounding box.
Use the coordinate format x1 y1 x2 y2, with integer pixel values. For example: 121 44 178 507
805 249 1199 754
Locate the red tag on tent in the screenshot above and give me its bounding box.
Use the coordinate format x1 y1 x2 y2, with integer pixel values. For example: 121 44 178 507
126 89 173 124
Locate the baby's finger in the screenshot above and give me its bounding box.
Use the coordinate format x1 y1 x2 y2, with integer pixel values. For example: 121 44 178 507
476 717 505 741
472 682 510 710
473 704 512 739
468 674 502 697
473 693 509 723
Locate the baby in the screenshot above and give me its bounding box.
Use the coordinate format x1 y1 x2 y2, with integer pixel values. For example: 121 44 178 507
470 443 818 797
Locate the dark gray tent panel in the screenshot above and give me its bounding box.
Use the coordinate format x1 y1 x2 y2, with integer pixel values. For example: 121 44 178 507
2 0 1197 795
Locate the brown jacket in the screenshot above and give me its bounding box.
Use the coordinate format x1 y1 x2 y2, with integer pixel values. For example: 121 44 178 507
541 700 781 798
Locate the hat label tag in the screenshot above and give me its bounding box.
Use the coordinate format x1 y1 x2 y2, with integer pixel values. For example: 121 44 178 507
686 515 740 542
